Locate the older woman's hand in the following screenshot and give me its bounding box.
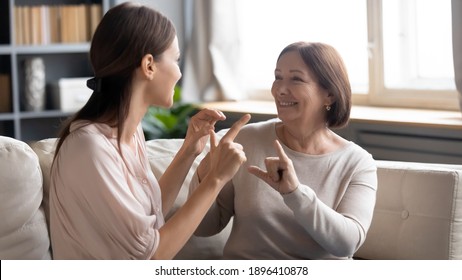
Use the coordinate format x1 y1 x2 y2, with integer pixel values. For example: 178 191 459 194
248 140 300 195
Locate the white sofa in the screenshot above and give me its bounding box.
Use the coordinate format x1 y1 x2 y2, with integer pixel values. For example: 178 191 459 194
1 134 461 260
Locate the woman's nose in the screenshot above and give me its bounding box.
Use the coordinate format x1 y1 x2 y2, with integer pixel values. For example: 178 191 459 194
274 83 288 96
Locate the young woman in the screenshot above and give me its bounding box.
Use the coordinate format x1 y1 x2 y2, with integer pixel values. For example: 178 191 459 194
191 42 378 259
49 2 250 260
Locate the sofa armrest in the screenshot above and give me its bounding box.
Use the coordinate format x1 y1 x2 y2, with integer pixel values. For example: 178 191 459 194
0 136 51 259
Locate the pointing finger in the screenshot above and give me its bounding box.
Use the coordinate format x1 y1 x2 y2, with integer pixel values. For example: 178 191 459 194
221 114 251 142
274 140 289 162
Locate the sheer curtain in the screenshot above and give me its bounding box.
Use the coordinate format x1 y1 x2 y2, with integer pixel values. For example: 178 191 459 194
453 0 462 114
181 0 243 102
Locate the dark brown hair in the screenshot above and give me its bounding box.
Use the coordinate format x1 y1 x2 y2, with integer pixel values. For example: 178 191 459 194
53 2 176 161
277 42 351 128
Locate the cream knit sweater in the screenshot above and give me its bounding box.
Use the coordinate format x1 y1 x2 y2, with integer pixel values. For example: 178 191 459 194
190 119 377 259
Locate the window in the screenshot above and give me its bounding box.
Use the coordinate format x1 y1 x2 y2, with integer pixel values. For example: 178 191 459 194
236 0 369 96
382 0 453 90
235 0 457 110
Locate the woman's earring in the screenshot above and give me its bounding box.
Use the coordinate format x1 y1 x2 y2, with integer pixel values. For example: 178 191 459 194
326 105 331 111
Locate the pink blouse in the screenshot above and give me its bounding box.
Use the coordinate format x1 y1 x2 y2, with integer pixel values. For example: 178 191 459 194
49 121 163 259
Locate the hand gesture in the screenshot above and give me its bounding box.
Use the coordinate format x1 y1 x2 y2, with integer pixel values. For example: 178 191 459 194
183 108 226 156
206 114 251 184
248 140 300 194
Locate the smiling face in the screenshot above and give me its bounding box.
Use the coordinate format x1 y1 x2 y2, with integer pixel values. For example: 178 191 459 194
271 50 332 127
150 36 182 108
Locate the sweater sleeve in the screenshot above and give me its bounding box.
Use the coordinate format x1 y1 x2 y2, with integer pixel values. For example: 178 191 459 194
282 162 377 258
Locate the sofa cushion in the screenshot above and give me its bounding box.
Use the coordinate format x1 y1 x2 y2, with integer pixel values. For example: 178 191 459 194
145 138 231 259
28 136 462 260
355 160 462 260
0 136 51 259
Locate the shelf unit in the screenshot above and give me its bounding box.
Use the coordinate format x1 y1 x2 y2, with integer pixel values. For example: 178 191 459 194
0 0 110 142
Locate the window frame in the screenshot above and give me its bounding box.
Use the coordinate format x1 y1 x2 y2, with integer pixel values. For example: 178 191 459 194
358 0 459 111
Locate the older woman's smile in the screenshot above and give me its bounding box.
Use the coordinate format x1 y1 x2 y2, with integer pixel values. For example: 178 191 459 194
278 101 298 107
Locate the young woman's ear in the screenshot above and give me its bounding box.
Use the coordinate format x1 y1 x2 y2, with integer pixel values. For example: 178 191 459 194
141 54 156 80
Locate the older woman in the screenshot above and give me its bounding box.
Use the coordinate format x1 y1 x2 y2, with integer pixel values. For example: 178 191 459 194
191 42 378 259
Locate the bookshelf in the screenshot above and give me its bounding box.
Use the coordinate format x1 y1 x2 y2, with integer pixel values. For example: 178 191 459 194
0 0 110 142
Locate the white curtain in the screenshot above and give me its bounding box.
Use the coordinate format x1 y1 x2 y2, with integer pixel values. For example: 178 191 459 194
181 0 243 102
453 0 462 114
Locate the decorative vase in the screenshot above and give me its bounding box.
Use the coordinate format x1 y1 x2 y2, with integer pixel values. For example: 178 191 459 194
23 57 46 111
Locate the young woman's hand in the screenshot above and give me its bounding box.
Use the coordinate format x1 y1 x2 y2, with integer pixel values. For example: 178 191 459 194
205 114 251 185
248 140 300 195
183 108 226 156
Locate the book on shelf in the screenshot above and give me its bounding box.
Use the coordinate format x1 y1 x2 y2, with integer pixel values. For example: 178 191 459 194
22 6 30 45
49 6 60 43
60 5 74 43
89 4 102 39
14 4 103 45
30 5 42 45
0 74 11 113
14 5 22 45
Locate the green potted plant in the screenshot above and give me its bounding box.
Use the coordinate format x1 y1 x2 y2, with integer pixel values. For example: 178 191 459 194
142 85 196 140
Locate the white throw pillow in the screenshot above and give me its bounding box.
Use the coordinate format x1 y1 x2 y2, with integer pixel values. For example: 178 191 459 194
0 136 51 259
